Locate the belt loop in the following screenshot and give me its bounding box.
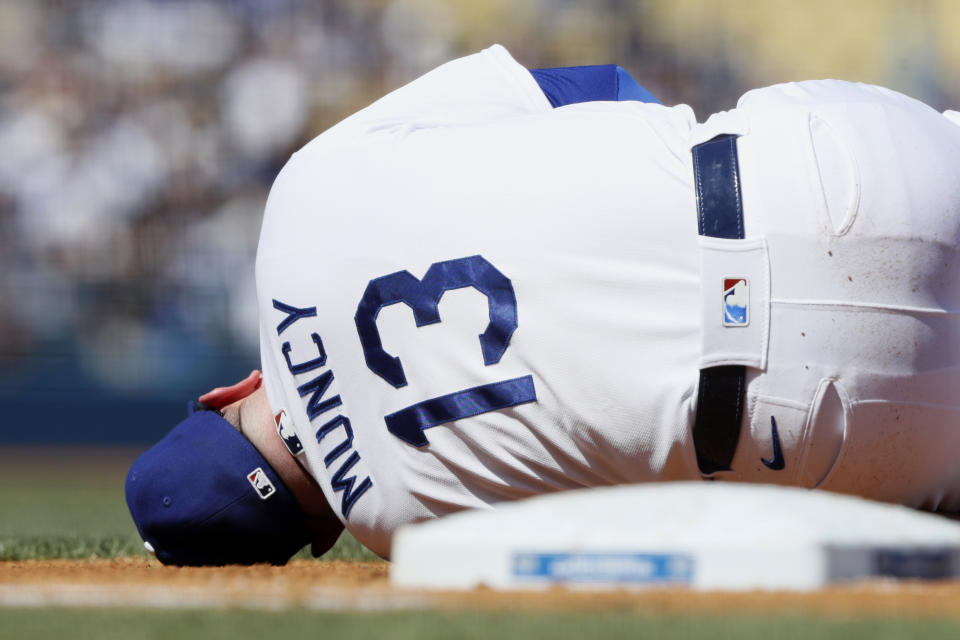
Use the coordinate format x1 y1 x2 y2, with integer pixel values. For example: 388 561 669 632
692 134 747 474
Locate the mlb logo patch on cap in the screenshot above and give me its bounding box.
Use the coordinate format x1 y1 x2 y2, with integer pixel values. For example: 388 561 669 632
247 467 276 500
722 278 749 327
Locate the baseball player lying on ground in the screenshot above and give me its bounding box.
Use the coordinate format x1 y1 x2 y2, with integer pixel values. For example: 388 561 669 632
126 45 960 565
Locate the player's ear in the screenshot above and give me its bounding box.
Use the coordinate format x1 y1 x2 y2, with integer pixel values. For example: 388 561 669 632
199 370 263 411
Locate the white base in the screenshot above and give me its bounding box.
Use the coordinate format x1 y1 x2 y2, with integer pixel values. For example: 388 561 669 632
390 483 960 591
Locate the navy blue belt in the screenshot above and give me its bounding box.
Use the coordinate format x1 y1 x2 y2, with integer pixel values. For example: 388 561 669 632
691 134 746 475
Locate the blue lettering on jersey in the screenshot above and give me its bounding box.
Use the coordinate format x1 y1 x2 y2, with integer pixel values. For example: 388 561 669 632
297 370 343 421
272 298 372 520
315 414 354 468
282 332 327 374
273 299 318 335
330 451 373 519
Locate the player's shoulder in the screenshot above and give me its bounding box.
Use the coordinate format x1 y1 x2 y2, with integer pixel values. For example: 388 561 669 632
292 44 551 153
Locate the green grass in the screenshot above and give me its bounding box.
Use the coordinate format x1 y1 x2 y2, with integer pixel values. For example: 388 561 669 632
0 447 377 562
2 448 959 639
0 610 958 640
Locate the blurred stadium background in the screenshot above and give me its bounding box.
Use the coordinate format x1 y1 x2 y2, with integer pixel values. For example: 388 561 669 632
1 0 958 445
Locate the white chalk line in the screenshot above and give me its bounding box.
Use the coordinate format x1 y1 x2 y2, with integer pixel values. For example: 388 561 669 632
0 583 434 611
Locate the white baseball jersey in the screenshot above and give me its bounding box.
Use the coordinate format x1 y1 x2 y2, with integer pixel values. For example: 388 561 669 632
255 45 960 558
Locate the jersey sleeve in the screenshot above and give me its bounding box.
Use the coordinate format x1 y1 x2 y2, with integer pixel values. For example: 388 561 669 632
321 44 552 139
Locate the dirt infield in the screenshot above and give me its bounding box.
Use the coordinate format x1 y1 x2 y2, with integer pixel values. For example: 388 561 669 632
4 559 960 617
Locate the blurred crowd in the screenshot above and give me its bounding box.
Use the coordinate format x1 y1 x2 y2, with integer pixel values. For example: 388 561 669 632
0 1 379 391
0 0 954 398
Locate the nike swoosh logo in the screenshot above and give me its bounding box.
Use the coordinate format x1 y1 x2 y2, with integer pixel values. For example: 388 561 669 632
761 416 785 471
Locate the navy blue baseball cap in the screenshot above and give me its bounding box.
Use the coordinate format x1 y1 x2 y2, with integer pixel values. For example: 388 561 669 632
125 403 311 565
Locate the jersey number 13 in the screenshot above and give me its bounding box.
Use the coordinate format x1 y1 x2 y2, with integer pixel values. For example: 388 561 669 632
354 255 536 446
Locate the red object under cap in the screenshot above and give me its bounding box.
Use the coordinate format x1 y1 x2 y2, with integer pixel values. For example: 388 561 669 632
199 370 262 410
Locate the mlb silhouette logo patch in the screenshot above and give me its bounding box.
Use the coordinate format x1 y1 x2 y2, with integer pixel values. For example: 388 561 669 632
723 278 749 327
274 409 304 456
247 467 276 500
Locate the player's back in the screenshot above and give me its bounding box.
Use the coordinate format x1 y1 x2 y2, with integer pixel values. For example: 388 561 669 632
255 46 704 556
